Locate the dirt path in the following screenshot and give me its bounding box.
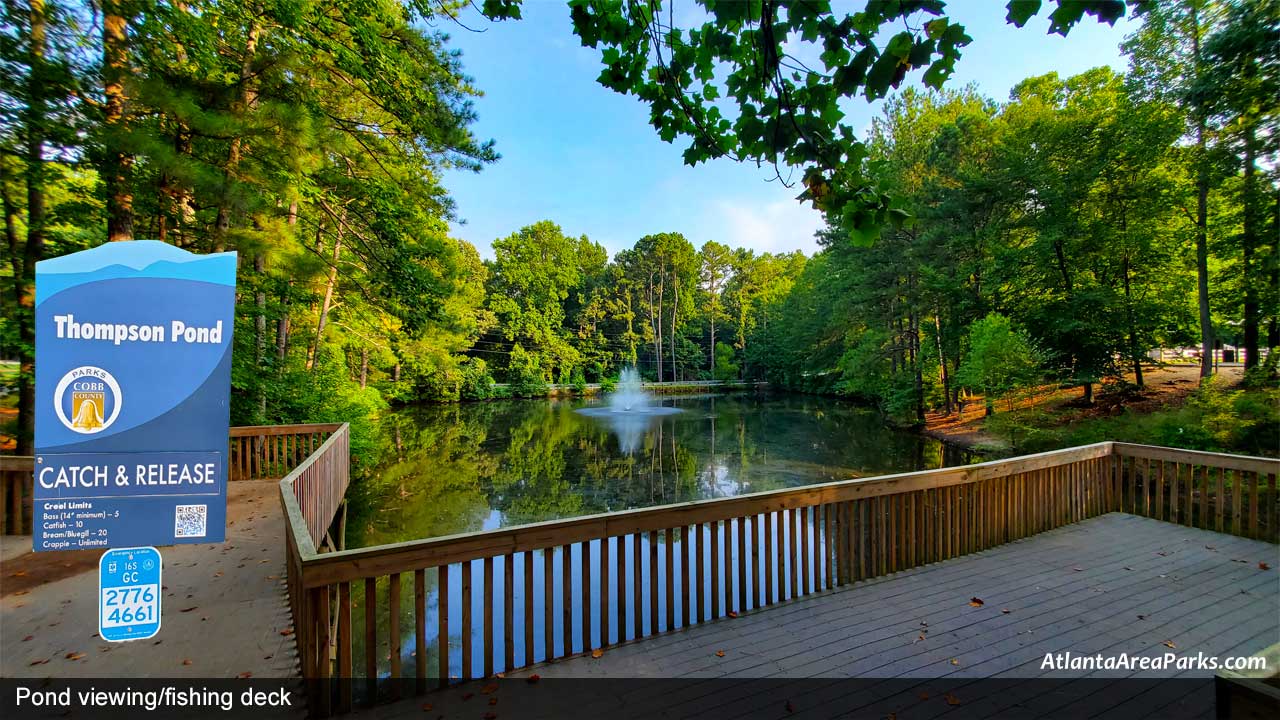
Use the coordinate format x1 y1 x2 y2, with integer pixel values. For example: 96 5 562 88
921 365 1244 452
0 480 301 679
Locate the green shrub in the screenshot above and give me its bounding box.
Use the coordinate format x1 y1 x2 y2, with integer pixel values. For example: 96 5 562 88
955 313 1044 415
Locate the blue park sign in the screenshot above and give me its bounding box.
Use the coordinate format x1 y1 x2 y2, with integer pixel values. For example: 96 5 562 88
33 241 237 551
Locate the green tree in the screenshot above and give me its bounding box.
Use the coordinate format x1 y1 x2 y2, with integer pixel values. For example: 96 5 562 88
955 314 1043 416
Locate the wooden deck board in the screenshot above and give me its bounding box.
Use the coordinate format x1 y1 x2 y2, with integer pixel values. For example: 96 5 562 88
511 514 1278 683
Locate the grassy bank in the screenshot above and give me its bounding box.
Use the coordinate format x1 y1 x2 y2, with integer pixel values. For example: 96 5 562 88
927 365 1278 459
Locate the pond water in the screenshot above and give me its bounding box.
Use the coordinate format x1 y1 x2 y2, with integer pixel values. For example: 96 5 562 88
345 392 971 549
339 392 976 683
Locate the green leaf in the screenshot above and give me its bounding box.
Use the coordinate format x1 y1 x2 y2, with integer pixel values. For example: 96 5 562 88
1005 0 1042 28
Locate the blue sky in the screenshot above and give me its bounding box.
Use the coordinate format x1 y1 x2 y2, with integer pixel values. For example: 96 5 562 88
438 2 1139 259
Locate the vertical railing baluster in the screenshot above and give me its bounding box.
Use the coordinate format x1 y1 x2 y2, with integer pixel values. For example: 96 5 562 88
736 517 747 612
524 552 534 665
364 577 377 703
338 582 352 712
505 553 515 671
414 569 425 694
580 542 592 652
482 558 493 678
648 530 659 629
709 523 720 619
600 539 610 647
665 529 676 629
438 565 449 688
543 549 553 661
561 544 572 656
632 534 642 638
461 561 472 680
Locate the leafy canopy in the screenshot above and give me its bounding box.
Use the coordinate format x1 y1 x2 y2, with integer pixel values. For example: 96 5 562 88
480 0 1147 246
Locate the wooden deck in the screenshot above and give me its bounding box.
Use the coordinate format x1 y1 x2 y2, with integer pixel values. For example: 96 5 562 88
511 513 1278 681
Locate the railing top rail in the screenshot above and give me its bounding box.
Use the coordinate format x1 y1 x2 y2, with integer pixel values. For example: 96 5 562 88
0 456 33 470
1112 442 1279 475
231 423 344 436
276 423 351 558
294 441 1115 587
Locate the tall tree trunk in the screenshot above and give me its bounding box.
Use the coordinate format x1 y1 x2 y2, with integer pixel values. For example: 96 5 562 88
308 225 342 371
254 252 267 415
670 270 678 382
12 0 48 454
910 310 924 425
709 304 716 376
1192 8 1214 378
213 21 260 251
651 273 663 381
103 0 133 242
360 348 368 388
1122 254 1144 387
934 306 952 415
1241 124 1259 369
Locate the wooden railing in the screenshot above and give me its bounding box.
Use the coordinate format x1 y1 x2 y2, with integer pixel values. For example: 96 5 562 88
0 423 346 535
1 455 31 535
1113 443 1278 542
291 442 1108 713
284 441 1277 716
230 423 344 482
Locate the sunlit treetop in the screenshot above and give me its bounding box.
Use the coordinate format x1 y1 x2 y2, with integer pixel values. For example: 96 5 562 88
476 0 1149 246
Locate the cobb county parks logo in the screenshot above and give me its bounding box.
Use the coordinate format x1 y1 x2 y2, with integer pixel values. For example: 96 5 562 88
54 366 122 434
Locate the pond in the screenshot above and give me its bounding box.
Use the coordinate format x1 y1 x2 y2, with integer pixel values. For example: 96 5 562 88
344 392 972 549
339 391 977 683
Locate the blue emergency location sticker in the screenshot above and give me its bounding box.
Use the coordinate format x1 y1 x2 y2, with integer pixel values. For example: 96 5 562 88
98 546 162 642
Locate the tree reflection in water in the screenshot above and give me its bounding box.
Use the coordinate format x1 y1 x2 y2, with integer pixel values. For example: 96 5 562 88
345 392 974 550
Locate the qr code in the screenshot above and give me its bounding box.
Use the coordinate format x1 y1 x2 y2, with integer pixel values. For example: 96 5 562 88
175 504 207 538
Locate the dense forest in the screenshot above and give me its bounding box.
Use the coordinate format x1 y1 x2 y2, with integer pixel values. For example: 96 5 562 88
2 1 1276 458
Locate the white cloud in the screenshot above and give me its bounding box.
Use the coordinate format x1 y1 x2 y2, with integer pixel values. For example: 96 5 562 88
708 198 825 256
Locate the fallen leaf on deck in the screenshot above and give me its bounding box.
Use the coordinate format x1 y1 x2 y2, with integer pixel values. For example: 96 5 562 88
421 703 433 712
237 672 253 679
1260 562 1271 571
716 650 726 657
65 652 85 661
950 658 960 666
480 683 498 694
488 698 498 706
968 597 984 607
180 606 198 613
915 634 925 643
945 692 962 706
728 611 738 618
182 659 192 666
1163 641 1176 649
1137 614 1147 620
279 628 295 636
29 659 48 666
1001 609 1011 614
918 691 930 700
14 590 28 596
11 571 26 577
591 649 604 659
526 674 540 684
22 635 32 642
